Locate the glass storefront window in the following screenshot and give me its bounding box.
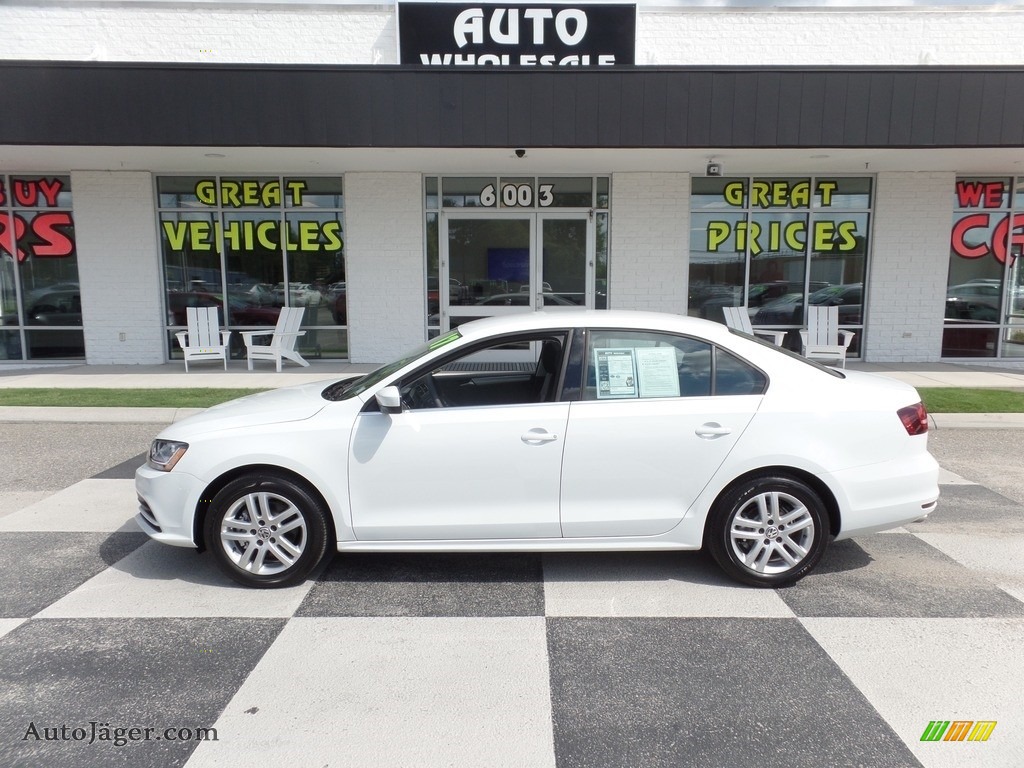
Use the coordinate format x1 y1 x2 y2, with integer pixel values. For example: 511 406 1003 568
944 176 1024 358
0 174 82 361
157 175 346 361
442 177 495 207
538 176 592 207
689 210 746 322
688 176 872 355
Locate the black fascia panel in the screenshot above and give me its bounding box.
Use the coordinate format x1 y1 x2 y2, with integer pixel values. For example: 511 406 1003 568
2 62 1024 149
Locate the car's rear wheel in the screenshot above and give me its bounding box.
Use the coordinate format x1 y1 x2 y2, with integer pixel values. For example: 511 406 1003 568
707 476 828 587
204 473 329 588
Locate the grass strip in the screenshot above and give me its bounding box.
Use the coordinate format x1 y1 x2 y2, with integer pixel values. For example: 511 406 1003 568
0 385 1022 413
0 388 269 409
917 387 1024 414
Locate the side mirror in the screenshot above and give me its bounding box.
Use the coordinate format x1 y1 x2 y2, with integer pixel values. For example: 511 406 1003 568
375 385 403 414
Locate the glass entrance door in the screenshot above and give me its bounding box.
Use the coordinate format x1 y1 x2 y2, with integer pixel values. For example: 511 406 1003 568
441 212 593 331
538 212 592 311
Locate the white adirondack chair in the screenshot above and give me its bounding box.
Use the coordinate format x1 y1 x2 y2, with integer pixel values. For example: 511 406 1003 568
722 306 787 346
241 306 309 372
800 306 856 368
175 306 231 372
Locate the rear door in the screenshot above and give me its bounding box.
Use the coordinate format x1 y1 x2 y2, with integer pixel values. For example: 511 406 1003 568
559 329 765 538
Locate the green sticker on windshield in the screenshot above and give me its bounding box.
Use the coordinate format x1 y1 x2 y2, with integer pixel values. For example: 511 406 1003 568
428 329 461 350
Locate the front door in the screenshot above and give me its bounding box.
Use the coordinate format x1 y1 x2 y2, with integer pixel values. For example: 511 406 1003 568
441 212 593 331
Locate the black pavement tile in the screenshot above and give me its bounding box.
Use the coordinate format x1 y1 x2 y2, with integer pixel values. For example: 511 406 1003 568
780 534 1024 618
296 552 545 617
0 532 149 618
0 617 285 768
908 483 1024 535
547 617 922 768
91 454 147 481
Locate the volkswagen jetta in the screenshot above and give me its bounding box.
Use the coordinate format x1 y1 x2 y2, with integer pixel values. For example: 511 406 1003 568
136 311 939 588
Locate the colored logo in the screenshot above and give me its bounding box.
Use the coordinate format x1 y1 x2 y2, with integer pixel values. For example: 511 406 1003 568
920 721 997 742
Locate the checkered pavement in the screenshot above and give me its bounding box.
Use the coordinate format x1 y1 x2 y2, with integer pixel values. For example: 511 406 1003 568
1 456 1022 768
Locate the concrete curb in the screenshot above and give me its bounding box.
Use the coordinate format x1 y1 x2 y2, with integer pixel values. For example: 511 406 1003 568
0 406 205 423
929 412 1024 429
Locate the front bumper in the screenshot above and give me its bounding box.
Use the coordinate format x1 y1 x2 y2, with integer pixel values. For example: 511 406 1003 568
134 464 205 548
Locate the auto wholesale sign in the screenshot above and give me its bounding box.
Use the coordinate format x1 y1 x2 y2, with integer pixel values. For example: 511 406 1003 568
398 3 636 68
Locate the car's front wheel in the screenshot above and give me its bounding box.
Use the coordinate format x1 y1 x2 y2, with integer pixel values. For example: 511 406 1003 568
204 472 329 588
707 475 828 587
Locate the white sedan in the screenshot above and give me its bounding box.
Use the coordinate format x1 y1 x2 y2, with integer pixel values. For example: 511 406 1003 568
135 311 939 589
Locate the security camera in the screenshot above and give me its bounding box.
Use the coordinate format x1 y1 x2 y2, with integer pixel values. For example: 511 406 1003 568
706 162 722 177
515 148 526 158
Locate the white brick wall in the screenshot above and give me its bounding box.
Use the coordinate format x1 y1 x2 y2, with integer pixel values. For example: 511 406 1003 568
610 173 689 315
865 172 952 363
2 5 1022 66
71 171 166 364
637 10 1024 66
344 173 424 363
2 5 395 64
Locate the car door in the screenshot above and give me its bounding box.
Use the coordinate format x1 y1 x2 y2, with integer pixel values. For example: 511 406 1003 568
559 330 765 538
348 332 569 541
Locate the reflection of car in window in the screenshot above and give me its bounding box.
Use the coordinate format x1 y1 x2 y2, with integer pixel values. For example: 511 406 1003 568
272 282 322 307
699 281 829 320
167 292 281 326
26 290 83 326
475 293 576 307
753 283 862 325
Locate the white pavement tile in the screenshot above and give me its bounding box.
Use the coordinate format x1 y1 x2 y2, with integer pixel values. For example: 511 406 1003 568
542 552 795 617
939 468 977 485
0 618 26 640
185 617 556 768
915 532 1024 605
0 480 138 532
34 541 316 618
801 617 1024 768
0 491 51 519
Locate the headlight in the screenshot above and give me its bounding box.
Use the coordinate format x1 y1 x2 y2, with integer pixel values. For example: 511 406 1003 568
148 439 189 472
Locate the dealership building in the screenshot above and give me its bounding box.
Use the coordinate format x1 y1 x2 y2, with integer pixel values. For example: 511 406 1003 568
2 0 1024 367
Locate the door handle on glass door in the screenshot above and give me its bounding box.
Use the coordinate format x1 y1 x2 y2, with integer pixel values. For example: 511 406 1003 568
695 423 732 439
521 429 559 444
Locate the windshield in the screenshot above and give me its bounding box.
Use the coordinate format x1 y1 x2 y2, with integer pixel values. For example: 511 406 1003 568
322 329 462 401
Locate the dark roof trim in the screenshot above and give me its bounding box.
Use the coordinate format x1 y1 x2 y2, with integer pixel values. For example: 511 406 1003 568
3 61 1023 149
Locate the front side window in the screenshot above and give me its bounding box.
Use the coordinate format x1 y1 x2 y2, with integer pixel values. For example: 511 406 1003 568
0 174 82 361
397 332 567 410
157 175 347 360
583 330 766 400
944 176 1024 358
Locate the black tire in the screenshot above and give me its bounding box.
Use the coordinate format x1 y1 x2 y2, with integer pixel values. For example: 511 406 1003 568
204 472 329 588
707 475 828 588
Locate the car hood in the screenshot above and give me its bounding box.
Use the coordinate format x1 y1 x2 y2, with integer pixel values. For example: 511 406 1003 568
163 380 336 438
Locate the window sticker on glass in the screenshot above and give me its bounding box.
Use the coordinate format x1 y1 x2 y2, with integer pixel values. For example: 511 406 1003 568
595 348 638 399
636 347 681 398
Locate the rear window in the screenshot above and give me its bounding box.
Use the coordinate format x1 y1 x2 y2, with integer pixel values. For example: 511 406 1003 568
726 328 845 379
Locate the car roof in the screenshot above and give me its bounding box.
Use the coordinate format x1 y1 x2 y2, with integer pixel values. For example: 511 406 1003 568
455 310 734 343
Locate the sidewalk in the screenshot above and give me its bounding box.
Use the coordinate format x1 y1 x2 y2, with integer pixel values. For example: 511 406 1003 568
0 360 1023 427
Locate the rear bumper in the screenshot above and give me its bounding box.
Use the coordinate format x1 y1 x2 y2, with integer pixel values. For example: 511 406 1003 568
829 450 940 539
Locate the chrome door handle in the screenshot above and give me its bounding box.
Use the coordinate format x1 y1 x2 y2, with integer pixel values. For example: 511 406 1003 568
522 429 559 444
696 422 732 439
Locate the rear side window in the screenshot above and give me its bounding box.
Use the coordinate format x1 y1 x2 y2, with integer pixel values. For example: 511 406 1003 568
715 348 767 395
583 330 767 400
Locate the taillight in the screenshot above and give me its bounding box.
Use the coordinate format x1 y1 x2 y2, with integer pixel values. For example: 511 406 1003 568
897 402 929 435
